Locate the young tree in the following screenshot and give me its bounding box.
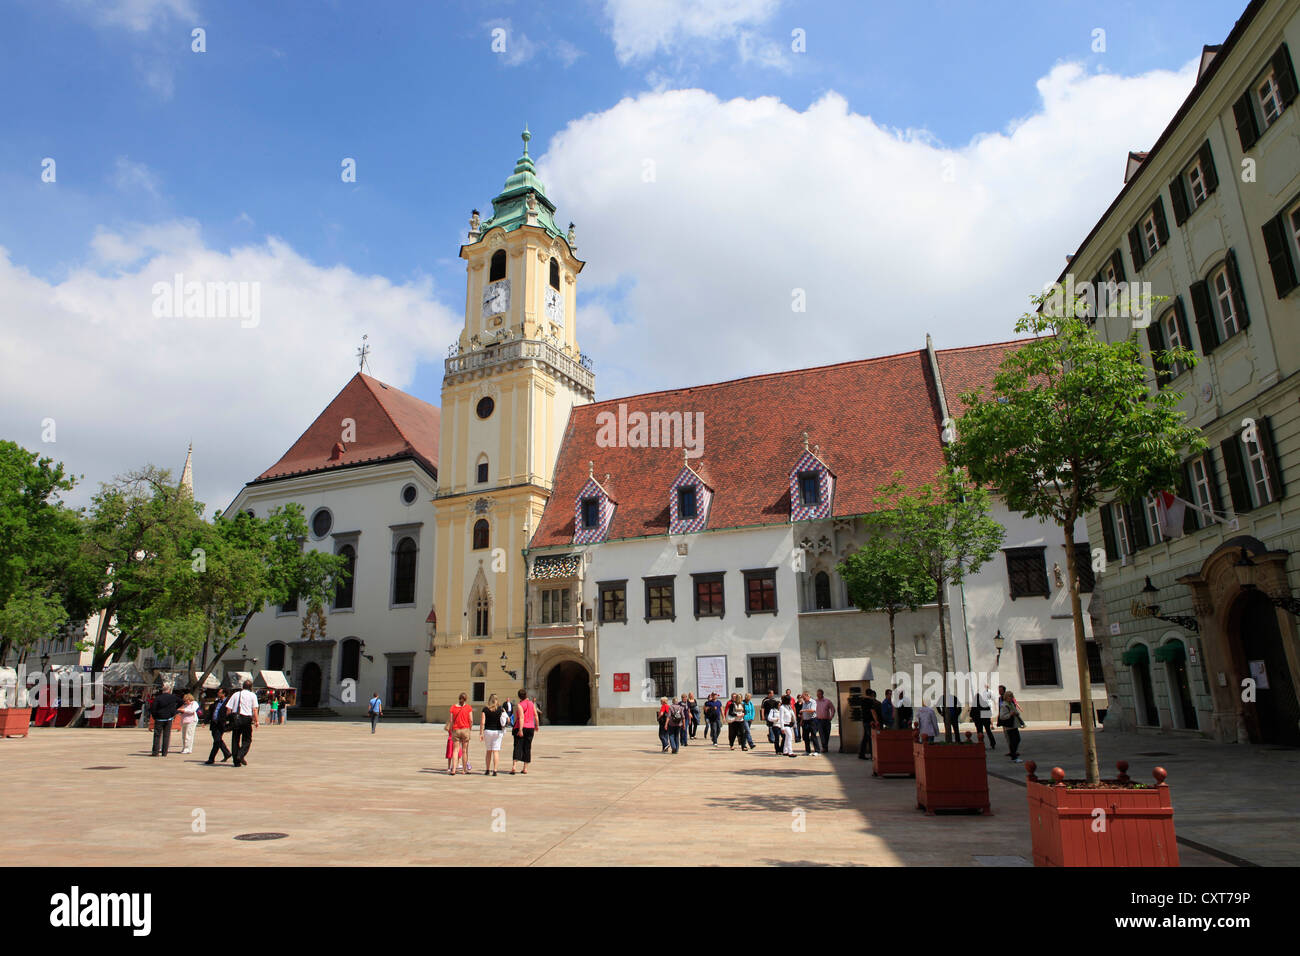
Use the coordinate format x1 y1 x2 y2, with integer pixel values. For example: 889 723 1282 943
947 304 1204 783
838 536 935 678
869 469 1005 738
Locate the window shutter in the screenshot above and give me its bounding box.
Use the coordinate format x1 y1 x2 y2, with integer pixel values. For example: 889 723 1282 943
1152 196 1170 246
1146 320 1169 388
1179 462 1199 532
1234 92 1260 151
1202 448 1224 519
1190 280 1219 354
1173 296 1194 352
1169 175 1189 227
1126 500 1151 550
1110 249 1126 283
1198 141 1219 194
1128 226 1146 271
1261 212 1299 298
1225 248 1251 329
1221 434 1252 514
1257 416 1285 500
1273 43 1299 107
1100 504 1118 561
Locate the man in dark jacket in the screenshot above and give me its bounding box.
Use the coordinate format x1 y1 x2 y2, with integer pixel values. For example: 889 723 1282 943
760 690 781 753
204 688 232 764
857 689 883 760
149 682 180 756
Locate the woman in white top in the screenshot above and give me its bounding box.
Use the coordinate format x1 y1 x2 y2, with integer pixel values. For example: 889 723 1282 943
778 694 798 758
178 694 200 754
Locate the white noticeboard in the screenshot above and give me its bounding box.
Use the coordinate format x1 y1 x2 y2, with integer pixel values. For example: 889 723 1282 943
696 656 727 698
1249 660 1270 691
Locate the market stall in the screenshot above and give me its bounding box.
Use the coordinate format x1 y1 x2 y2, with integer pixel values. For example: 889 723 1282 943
256 670 296 723
91 662 148 728
0 667 30 738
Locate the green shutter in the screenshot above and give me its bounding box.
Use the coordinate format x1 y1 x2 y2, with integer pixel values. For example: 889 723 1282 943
1226 249 1250 329
1127 499 1151 550
1273 43 1298 106
1128 226 1146 271
1154 642 1185 663
1190 280 1218 354
1110 249 1127 283
1261 212 1299 299
1257 416 1285 501
1198 141 1219 194
1121 646 1148 666
1152 196 1170 246
1173 297 1194 354
1146 320 1169 388
1179 462 1199 533
1234 91 1260 151
1169 175 1189 227
1221 434 1252 514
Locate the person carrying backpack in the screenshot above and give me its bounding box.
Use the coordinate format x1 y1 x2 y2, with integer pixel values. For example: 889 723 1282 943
658 696 679 753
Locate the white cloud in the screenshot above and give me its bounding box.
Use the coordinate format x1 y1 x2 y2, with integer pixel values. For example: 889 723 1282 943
603 0 782 64
537 58 1199 400
64 0 197 33
0 225 460 511
111 156 162 197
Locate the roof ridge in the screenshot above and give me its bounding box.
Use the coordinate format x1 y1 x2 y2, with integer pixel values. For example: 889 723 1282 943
357 373 434 456
934 337 1034 356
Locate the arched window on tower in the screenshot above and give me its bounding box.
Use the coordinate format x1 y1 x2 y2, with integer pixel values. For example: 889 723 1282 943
814 571 832 610
549 257 560 290
473 519 489 550
490 249 507 282
392 536 417 606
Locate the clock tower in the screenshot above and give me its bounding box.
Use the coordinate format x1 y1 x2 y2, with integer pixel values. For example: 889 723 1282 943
426 129 595 719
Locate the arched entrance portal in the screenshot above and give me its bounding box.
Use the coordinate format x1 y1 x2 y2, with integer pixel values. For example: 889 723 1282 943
1230 590 1300 745
545 661 592 725
300 662 322 708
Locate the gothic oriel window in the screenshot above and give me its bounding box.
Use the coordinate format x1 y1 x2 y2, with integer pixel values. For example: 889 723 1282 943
814 571 832 610
489 249 507 282
474 593 490 637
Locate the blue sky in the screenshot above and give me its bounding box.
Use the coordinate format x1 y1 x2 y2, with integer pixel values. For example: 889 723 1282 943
0 0 1246 507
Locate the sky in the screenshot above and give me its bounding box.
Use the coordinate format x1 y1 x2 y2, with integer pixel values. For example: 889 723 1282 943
0 0 1249 512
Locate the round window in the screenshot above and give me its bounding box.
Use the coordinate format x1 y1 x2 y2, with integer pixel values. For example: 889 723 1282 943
401 484 418 505
311 508 333 538
476 396 495 419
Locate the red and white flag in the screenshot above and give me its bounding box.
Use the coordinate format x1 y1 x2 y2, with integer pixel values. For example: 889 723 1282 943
1155 491 1186 539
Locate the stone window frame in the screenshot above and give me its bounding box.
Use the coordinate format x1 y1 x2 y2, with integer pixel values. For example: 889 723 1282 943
389 522 422 609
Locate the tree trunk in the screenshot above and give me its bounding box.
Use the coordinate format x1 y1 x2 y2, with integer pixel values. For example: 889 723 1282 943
888 608 897 680
1064 521 1101 784
191 610 255 694
936 574 952 740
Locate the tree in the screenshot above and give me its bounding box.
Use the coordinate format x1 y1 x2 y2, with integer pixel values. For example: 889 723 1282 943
868 469 1005 738
838 536 934 678
947 303 1204 783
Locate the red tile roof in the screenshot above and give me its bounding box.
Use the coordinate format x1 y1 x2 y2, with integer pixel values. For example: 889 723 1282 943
253 373 439 483
934 339 1032 419
530 350 953 548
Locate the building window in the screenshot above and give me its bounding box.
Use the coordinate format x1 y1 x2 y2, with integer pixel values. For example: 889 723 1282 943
476 396 495 419
267 642 286 671
549 257 560 290
1245 432 1278 507
1113 504 1132 556
1258 69 1284 126
1160 307 1187 377
1141 209 1160 257
477 460 489 484
311 508 333 538
692 573 724 619
1005 547 1049 599
279 594 299 614
1186 156 1208 206
340 638 361 682
473 593 489 637
814 571 832 610
798 472 820 506
401 483 418 505
392 536 417 606
1144 495 1164 545
540 587 571 625
743 568 778 616
334 544 356 610
598 581 627 624
471 663 486 703
1019 642 1059 687
644 576 675 622
1188 454 1216 527
1072 544 1095 594
647 659 676 699
677 486 697 519
750 655 779 695
581 497 600 529
1210 265 1240 339
489 249 507 282
1084 641 1106 683
472 519 489 550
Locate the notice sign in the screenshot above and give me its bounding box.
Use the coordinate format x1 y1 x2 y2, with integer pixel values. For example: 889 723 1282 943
613 673 630 692
696 656 727 698
102 705 119 725
1249 660 1270 690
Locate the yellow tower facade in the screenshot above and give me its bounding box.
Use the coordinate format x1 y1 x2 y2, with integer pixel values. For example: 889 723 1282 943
426 130 594 720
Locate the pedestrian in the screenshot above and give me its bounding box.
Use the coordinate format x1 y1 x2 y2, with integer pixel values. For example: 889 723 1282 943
777 694 798 757
800 692 821 754
203 687 232 765
480 693 505 775
784 688 801 742
942 690 961 742
761 689 780 752
511 689 539 774
703 692 723 745
227 679 259 767
815 689 835 753
448 693 473 775
148 682 180 757
267 691 278 726
880 688 894 730
916 696 941 741
742 693 756 750
972 685 996 749
857 689 883 759
725 693 749 750
368 691 383 734
894 686 912 730
657 697 679 753
686 692 700 740
998 685 1024 762
178 693 200 754
665 696 687 751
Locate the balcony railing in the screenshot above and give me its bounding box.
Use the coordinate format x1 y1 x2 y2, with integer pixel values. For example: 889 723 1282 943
445 338 595 392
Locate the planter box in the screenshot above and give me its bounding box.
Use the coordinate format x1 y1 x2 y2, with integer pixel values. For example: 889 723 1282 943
1025 761 1178 867
0 708 32 738
870 726 916 777
914 733 990 814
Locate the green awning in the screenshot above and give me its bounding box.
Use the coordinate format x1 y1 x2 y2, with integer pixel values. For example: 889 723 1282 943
1154 643 1185 663
1121 646 1149 666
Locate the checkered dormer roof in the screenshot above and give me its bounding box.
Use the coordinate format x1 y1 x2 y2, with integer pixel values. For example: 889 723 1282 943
668 465 713 534
789 450 834 522
572 476 615 544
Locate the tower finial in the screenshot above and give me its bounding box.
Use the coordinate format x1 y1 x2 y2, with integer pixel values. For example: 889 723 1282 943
589 460 594 478
522 125 530 155
802 431 810 451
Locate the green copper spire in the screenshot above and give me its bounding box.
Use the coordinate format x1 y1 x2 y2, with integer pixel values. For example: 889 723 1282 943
477 127 564 241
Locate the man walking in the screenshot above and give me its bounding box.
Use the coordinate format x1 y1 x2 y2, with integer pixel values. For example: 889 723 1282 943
973 685 996 749
227 679 259 767
368 691 383 734
761 690 781 753
799 693 821 754
703 692 723 745
814 689 835 753
916 695 941 741
880 688 895 731
894 686 912 730
148 681 180 757
856 689 882 759
204 688 232 764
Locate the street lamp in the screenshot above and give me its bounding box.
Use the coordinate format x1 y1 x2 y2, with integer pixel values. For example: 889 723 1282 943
993 630 1004 666
1135 576 1200 632
500 652 518 682
1232 547 1300 615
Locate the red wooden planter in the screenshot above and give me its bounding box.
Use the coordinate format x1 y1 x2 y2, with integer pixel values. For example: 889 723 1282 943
1025 761 1179 867
870 726 916 777
914 732 991 814
0 707 32 738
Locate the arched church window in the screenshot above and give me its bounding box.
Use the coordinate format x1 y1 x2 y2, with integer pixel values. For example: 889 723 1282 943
392 536 417 605
490 249 507 282
473 519 489 550
814 571 832 610
477 457 489 484
549 257 560 290
474 593 490 637
340 638 361 682
267 642 286 671
334 545 356 609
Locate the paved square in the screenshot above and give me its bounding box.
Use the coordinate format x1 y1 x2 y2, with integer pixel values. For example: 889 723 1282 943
0 722 1274 866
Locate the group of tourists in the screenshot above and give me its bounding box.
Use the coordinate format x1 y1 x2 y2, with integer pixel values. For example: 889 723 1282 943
144 680 259 766
444 689 540 776
656 688 836 758
854 684 1026 762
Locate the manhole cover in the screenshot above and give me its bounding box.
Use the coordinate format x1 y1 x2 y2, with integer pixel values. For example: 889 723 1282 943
1136 752 1175 757
234 832 289 841
85 766 125 770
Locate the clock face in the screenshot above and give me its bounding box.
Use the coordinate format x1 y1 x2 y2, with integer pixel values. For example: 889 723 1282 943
482 279 510 319
544 286 564 327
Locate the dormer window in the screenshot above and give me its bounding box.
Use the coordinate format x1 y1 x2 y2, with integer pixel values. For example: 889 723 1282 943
573 473 615 544
581 497 600 529
549 257 560 290
798 472 821 506
678 486 697 519
489 249 507 282
789 449 834 522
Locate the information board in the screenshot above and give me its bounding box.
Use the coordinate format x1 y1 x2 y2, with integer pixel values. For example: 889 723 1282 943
696 656 727 698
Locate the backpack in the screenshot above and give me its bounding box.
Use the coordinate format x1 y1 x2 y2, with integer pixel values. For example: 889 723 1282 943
668 703 685 728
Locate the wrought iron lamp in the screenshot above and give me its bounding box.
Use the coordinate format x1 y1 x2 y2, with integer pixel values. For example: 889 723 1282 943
993 630 1004 665
500 651 518 682
1134 576 1199 632
1234 547 1300 616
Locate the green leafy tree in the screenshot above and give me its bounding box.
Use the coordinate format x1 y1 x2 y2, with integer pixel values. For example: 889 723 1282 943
868 469 1005 738
838 536 935 677
947 303 1204 783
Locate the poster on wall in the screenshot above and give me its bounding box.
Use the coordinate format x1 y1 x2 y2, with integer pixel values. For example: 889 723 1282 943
1249 660 1270 690
696 656 727 698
